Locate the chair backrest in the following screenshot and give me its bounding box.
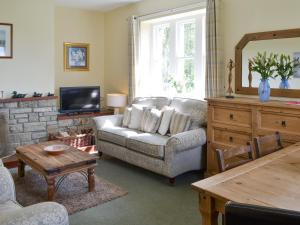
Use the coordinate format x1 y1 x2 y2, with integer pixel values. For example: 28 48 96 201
254 132 283 158
225 201 300 225
216 143 254 172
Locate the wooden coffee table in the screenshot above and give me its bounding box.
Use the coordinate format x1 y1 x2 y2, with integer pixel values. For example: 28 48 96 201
16 141 97 201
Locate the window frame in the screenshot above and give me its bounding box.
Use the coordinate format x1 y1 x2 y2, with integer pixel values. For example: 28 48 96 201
138 8 206 99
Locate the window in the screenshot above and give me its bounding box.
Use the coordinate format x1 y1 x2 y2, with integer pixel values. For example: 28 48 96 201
138 9 206 99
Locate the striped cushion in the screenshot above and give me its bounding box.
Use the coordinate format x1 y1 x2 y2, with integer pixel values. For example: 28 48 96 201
158 106 175 136
122 107 132 127
170 112 191 135
140 108 162 134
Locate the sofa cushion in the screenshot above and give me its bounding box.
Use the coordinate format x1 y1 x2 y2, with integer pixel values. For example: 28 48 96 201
128 104 146 130
170 112 191 135
140 108 162 133
170 97 207 129
0 200 22 216
122 107 132 127
127 133 169 159
158 106 175 135
132 97 171 110
99 127 141 147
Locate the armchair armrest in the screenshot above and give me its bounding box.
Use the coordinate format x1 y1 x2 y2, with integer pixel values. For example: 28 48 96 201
166 128 206 153
0 202 69 225
93 115 123 130
0 166 16 204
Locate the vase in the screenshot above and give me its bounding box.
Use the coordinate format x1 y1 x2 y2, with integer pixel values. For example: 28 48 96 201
258 79 270 102
279 78 290 89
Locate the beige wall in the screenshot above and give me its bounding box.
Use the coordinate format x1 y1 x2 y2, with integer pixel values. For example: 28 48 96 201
55 7 105 98
223 0 300 92
104 0 300 99
0 0 55 98
2 0 300 101
104 0 201 97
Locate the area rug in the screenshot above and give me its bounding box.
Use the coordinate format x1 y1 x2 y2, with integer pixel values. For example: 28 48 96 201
13 170 127 215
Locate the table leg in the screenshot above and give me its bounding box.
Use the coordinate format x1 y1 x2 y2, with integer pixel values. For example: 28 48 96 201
46 178 55 201
199 192 218 225
18 160 25 177
88 168 95 192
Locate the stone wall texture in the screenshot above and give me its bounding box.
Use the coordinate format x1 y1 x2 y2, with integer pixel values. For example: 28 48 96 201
0 98 94 154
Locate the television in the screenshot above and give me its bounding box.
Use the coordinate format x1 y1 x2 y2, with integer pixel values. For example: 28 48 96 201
60 86 100 113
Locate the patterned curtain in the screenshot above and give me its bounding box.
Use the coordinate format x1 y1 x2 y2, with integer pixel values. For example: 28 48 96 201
205 0 225 98
128 16 139 104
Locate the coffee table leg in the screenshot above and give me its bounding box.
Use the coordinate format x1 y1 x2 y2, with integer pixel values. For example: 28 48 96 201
18 160 25 177
46 178 55 201
88 168 95 192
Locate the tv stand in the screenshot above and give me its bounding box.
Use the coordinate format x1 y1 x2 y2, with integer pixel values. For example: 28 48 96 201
57 109 114 120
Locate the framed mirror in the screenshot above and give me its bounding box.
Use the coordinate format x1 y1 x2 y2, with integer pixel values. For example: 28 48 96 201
235 28 300 98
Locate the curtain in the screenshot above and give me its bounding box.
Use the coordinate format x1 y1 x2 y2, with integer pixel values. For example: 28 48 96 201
205 0 225 98
128 16 139 104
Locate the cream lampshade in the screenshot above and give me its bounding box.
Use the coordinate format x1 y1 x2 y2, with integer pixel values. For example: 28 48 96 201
107 94 127 114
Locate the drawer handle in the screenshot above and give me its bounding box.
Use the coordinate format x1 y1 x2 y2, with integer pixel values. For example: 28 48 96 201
282 120 287 127
229 136 233 142
229 114 234 120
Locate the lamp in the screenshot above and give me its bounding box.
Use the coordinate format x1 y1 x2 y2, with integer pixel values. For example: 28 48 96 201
107 94 127 115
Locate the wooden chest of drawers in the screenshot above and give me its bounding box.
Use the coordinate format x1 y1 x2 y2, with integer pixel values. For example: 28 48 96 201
206 97 300 176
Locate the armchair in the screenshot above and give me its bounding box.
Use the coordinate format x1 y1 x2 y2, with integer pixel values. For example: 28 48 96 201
0 159 69 225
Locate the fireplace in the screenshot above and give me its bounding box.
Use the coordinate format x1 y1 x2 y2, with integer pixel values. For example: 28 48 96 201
0 113 9 157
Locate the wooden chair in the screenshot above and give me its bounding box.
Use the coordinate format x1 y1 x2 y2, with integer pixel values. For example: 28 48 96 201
254 132 283 158
216 142 254 173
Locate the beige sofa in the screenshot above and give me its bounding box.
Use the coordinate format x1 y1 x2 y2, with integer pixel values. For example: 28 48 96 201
93 97 207 183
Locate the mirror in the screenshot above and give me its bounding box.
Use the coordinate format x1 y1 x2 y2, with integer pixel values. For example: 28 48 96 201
235 28 300 98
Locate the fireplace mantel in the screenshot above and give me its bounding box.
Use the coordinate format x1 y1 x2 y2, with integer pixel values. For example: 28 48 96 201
0 96 57 104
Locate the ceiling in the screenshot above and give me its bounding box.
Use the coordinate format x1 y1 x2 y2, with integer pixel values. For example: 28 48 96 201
55 0 142 11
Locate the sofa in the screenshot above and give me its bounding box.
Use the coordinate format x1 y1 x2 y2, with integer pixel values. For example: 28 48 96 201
93 97 207 183
0 160 69 225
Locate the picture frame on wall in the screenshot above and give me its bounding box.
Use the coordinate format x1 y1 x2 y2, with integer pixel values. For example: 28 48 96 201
64 42 89 71
0 23 13 58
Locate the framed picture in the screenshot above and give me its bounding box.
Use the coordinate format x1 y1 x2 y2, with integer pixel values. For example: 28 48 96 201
0 23 13 58
64 42 89 71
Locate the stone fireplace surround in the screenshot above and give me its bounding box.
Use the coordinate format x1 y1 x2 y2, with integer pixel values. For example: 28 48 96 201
0 96 99 156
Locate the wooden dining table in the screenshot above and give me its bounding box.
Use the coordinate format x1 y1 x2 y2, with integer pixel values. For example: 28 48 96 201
192 142 300 225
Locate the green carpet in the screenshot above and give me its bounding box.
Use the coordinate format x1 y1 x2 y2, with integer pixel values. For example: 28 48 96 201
69 156 203 225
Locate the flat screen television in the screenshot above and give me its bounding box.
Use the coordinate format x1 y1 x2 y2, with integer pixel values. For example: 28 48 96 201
60 86 100 113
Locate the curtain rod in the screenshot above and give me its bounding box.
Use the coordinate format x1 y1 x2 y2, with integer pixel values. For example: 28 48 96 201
127 2 206 21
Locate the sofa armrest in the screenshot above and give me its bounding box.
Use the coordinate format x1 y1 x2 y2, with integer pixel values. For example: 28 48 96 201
0 202 69 225
0 166 16 204
166 128 206 153
93 115 123 130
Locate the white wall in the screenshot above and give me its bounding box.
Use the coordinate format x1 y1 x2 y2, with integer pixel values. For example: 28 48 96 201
55 7 105 98
0 0 55 98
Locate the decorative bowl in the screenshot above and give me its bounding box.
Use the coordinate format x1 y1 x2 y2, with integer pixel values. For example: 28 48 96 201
44 144 69 155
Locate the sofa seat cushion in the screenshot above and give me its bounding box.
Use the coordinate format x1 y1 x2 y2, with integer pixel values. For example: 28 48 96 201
99 127 142 147
127 133 169 159
0 200 22 216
